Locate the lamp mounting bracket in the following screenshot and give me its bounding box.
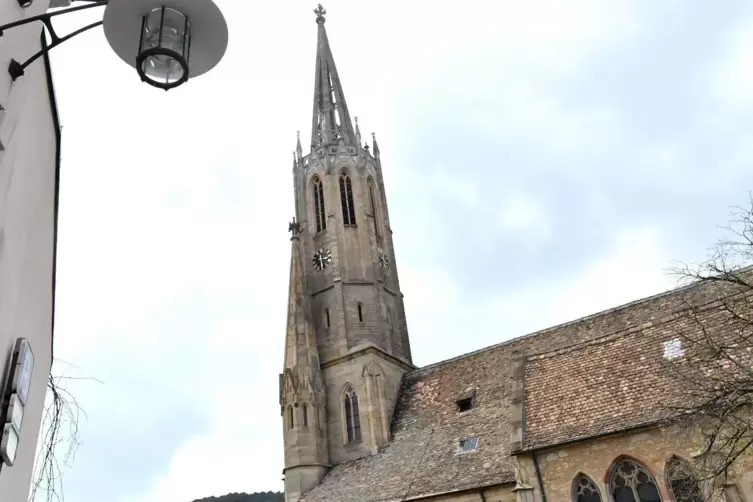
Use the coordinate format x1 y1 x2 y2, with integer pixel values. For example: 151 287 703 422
0 0 108 81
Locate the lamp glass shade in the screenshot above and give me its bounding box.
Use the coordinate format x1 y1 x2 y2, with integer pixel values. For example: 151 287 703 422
137 7 191 89
103 0 228 89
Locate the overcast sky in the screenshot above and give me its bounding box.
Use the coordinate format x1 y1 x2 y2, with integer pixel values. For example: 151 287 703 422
42 0 753 501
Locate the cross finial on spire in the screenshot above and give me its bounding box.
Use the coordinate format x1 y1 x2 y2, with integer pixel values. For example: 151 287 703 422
314 4 326 23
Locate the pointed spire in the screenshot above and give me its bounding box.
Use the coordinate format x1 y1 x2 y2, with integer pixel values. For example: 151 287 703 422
311 5 356 148
284 218 319 371
296 130 303 159
355 116 362 147
372 132 380 158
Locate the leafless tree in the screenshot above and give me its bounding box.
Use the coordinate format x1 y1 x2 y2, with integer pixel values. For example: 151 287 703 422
29 360 101 502
667 195 753 498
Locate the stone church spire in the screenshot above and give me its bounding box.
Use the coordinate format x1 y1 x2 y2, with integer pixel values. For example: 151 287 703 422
282 7 415 501
310 4 356 148
280 221 329 502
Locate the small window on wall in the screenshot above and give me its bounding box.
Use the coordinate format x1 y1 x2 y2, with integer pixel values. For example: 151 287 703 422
287 406 294 429
572 474 602 502
457 437 479 453
302 405 309 427
324 308 331 328
344 387 362 443
357 302 364 323
609 458 661 502
666 456 704 502
457 397 474 413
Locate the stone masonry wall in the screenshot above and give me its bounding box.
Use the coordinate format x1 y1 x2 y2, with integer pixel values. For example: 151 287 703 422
530 424 753 502
323 349 408 464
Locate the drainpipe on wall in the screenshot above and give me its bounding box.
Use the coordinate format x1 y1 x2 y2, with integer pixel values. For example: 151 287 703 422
532 452 548 502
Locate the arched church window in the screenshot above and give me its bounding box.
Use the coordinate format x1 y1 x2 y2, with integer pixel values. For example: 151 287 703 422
312 176 326 232
609 458 662 502
339 172 356 226
287 405 294 429
302 404 309 428
666 456 704 502
368 178 381 242
572 474 602 502
344 387 362 442
324 308 331 328
357 302 364 323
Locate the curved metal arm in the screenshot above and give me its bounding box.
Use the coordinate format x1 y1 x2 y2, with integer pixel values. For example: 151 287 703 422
0 0 108 81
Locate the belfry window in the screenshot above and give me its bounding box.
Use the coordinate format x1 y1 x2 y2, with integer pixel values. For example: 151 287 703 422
339 172 356 226
368 178 381 242
666 456 704 502
344 387 362 442
313 176 326 232
572 474 602 502
302 404 309 428
287 405 294 429
609 459 662 502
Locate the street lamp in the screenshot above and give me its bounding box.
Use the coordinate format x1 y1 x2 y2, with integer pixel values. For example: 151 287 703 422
0 0 228 91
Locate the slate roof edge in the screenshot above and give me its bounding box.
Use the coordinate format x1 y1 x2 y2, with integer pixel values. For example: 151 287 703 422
517 418 672 454
524 285 750 364
408 265 753 378
400 480 515 501
406 278 692 377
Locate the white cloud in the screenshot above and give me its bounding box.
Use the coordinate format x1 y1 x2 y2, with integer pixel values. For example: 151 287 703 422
403 226 675 365
497 194 550 238
711 16 753 111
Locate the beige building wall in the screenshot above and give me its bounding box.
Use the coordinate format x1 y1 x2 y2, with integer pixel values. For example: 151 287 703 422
516 424 753 502
0 0 59 500
322 347 410 464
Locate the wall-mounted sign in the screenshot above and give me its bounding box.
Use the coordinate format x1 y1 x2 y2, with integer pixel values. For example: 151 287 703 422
11 338 34 406
7 394 23 433
0 424 18 466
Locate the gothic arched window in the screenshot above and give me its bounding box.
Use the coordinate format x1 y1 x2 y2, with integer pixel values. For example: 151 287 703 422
312 176 326 232
339 172 356 226
287 405 294 429
609 458 662 502
367 178 381 242
344 386 362 442
666 456 704 502
572 474 602 502
302 404 309 428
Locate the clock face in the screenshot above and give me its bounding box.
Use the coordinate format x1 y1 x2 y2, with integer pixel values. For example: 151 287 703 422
377 248 390 271
312 248 332 271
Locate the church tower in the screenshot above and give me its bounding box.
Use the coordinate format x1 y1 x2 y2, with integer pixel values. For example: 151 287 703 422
281 5 415 501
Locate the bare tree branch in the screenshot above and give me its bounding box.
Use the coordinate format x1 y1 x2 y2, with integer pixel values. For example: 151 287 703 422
665 195 753 496
29 360 101 502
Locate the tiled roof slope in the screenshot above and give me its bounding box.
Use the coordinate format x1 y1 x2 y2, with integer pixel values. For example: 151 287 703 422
523 283 753 451
300 277 744 502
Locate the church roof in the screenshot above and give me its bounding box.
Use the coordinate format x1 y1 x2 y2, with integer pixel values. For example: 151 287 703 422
522 273 753 451
299 275 740 502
